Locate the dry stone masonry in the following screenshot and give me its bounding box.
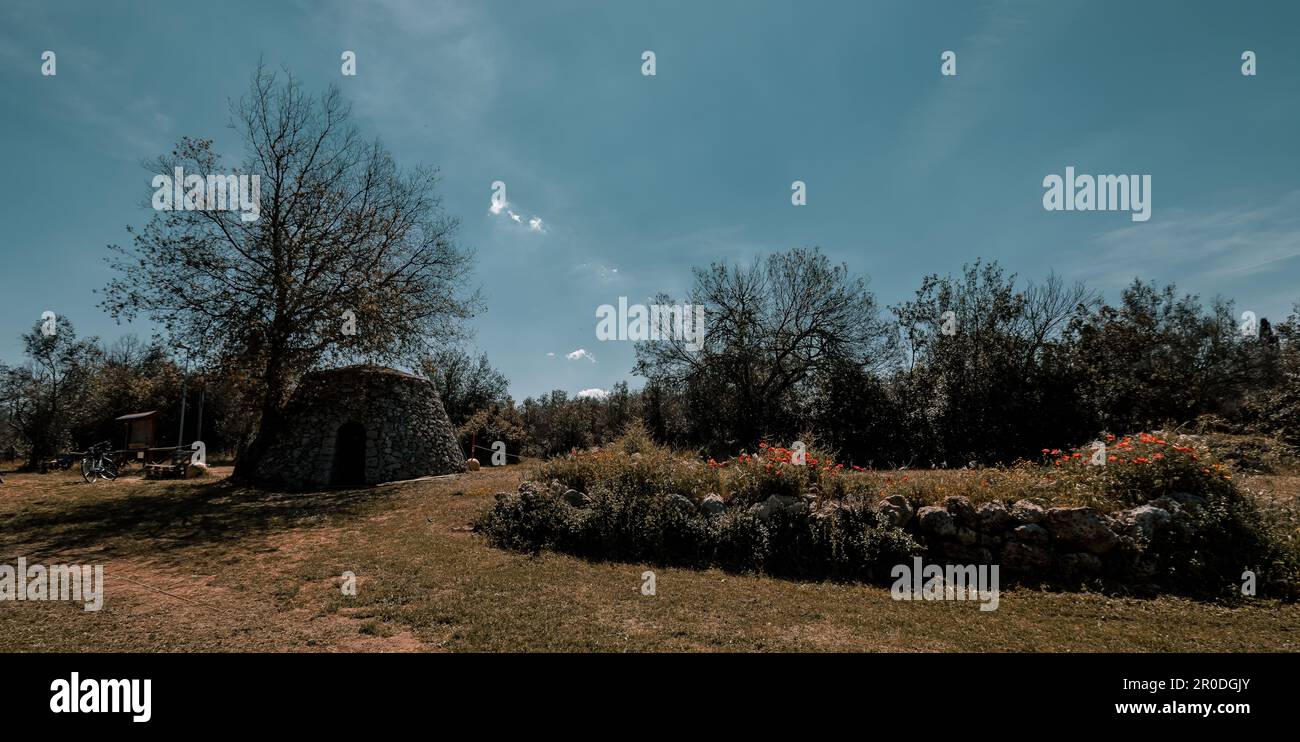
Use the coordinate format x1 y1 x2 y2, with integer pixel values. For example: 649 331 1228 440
252 365 464 489
515 478 1225 587
894 492 1211 582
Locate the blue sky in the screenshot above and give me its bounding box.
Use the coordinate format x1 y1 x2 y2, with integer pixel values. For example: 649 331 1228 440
1 0 1298 400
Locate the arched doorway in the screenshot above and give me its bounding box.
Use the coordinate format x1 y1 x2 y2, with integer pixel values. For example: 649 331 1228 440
331 422 367 486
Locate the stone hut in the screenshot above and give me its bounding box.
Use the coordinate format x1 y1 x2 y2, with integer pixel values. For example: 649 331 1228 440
252 365 465 489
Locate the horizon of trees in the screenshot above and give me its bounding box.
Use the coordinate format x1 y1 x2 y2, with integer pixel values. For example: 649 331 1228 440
4 251 1297 469
492 251 1300 465
0 323 236 467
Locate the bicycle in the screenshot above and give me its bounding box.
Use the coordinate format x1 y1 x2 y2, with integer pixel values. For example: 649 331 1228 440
80 441 119 483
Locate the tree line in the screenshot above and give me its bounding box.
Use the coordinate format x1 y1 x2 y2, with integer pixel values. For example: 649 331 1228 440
491 250 1299 465
0 321 244 467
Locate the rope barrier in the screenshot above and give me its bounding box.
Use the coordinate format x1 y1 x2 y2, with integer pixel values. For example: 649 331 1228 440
469 443 543 464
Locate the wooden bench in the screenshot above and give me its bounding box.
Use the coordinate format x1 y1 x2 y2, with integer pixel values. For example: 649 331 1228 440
144 448 192 480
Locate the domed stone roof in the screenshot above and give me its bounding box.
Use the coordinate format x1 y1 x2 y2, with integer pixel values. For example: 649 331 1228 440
251 364 465 489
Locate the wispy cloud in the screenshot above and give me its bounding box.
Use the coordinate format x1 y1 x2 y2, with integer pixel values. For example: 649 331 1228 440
323 0 501 128
0 31 173 161
1078 190 1300 287
566 348 595 362
573 263 621 283
898 0 1078 182
318 0 557 239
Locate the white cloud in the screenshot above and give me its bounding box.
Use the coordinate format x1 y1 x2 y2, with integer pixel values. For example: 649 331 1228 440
546 351 556 357
1057 190 1300 324
1078 190 1300 287
491 206 546 234
566 348 595 362
572 263 622 283
576 388 609 400
314 1 550 239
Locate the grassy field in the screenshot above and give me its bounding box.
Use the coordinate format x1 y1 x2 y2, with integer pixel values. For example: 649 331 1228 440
1 465 1297 652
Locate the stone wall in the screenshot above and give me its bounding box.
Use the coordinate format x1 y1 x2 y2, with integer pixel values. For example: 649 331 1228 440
496 476 1269 593
252 365 465 490
876 492 1208 581
700 488 1218 584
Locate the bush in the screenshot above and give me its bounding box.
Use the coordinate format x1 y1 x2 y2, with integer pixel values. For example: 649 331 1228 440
1139 491 1300 600
476 473 924 582
478 430 1298 597
1196 430 1300 474
759 504 921 581
1033 432 1237 509
1042 433 1300 598
532 443 720 506
475 484 571 554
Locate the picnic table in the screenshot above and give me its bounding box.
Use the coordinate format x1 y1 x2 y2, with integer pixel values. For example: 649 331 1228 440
143 447 195 479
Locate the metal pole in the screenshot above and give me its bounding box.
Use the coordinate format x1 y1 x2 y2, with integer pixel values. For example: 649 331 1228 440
195 383 205 446
177 377 188 446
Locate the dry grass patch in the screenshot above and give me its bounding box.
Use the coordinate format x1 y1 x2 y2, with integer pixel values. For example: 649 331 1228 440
1 465 1297 652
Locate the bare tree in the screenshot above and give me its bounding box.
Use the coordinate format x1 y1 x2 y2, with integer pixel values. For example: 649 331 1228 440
635 247 894 446
101 65 480 477
1020 271 1099 361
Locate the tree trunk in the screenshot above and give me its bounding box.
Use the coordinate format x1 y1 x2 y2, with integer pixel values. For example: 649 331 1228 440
231 357 288 482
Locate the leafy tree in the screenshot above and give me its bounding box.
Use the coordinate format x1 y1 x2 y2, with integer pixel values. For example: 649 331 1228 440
808 358 908 467
418 347 509 429
1242 304 1300 444
101 65 479 477
1070 280 1251 434
72 335 186 450
0 317 101 467
889 262 1096 462
458 403 527 463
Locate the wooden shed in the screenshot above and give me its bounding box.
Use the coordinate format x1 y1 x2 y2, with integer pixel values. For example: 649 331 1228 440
116 411 159 451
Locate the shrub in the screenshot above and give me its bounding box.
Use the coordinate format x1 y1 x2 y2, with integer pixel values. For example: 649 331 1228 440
1036 432 1237 509
713 510 771 573
760 504 922 581
475 484 570 554
1135 491 1300 600
1197 430 1300 474
476 480 924 581
479 430 1298 597
532 442 720 505
1043 433 1300 598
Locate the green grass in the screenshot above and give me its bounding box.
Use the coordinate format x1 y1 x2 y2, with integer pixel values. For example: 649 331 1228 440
0 466 1297 652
